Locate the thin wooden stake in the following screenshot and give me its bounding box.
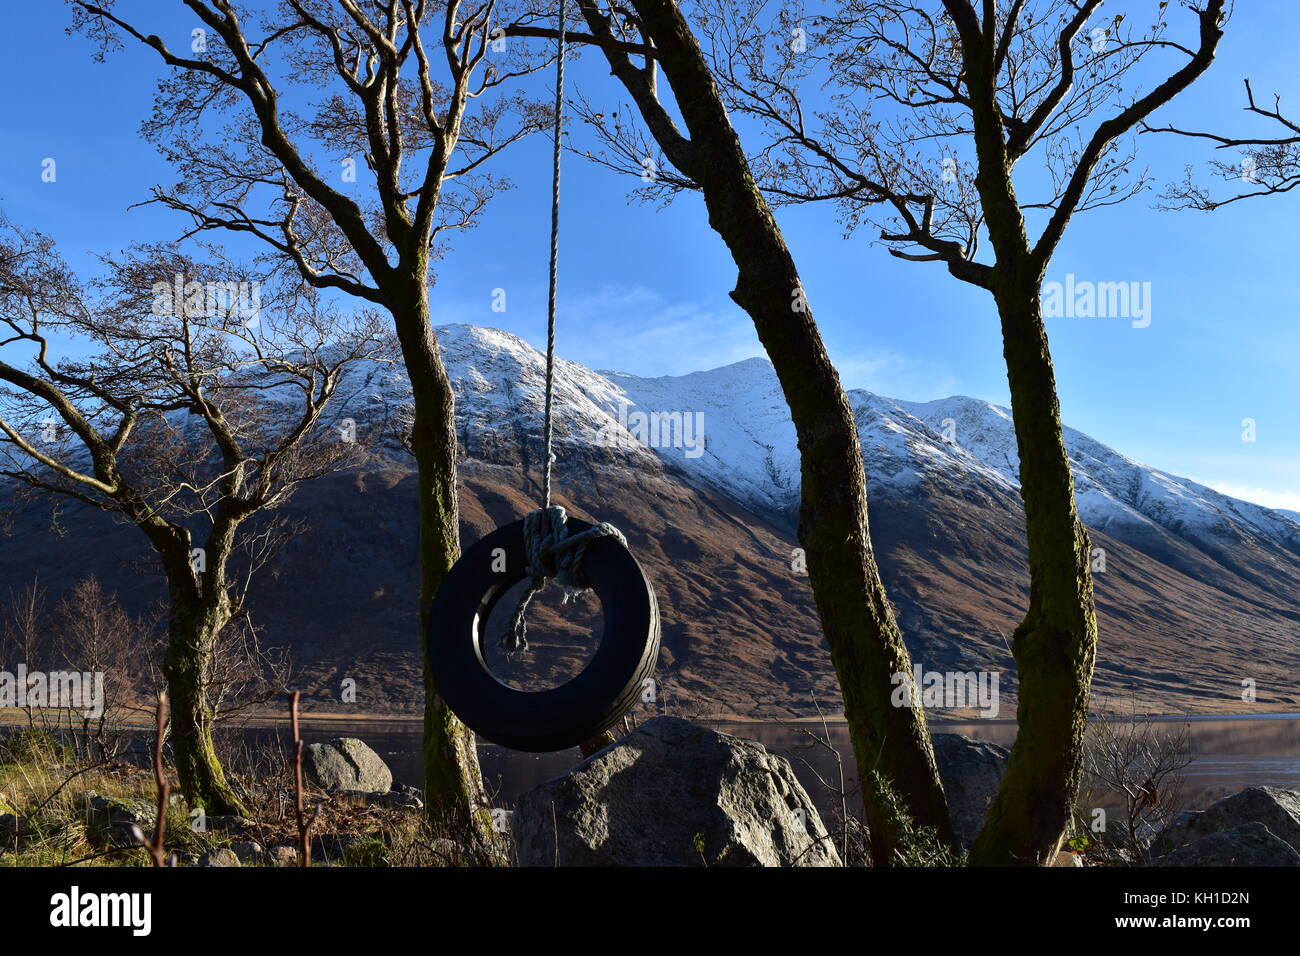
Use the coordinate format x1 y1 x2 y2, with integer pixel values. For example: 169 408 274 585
290 691 319 867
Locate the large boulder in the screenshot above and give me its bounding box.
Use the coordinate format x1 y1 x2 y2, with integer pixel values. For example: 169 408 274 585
1150 786 1300 858
513 716 840 866
74 791 160 850
302 738 392 794
1151 822 1300 867
932 733 1009 849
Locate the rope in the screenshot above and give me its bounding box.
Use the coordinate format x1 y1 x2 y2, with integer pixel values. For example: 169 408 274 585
541 0 567 510
503 506 627 653
501 0 625 654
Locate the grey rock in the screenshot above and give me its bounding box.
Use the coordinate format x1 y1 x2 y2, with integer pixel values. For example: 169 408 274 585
230 840 265 864
368 789 423 811
75 791 156 828
302 738 393 794
1151 822 1300 867
932 733 1009 850
513 716 840 867
100 823 146 850
197 847 242 867
74 792 158 850
1151 786 1300 857
267 844 300 867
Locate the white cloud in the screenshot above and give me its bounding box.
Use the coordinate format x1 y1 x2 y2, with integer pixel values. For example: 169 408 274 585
438 281 959 398
1198 480 1300 514
833 349 959 401
557 285 766 376
446 283 765 377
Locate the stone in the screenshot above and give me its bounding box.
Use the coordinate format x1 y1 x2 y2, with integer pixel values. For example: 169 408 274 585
74 792 158 850
367 789 423 811
75 791 156 829
931 733 1009 850
197 847 242 867
230 840 265 864
1151 786 1300 857
512 716 840 866
266 844 300 867
302 738 393 794
1151 822 1300 867
1051 850 1084 867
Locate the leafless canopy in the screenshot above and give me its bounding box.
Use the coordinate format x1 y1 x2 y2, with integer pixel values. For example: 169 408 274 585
1083 713 1192 863
69 0 554 296
576 0 1230 285
0 217 396 611
1148 78 1300 210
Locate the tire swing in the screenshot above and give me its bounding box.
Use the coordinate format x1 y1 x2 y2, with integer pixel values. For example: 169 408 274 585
426 0 660 754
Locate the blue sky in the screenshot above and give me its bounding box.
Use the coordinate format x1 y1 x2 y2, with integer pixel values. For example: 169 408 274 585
1 2 1297 510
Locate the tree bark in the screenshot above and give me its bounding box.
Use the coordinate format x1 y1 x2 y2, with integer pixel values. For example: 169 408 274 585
387 276 497 857
162 598 247 817
588 0 954 863
954 28 1101 865
967 274 1097 865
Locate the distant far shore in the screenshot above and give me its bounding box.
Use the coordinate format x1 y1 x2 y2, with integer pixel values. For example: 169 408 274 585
4 706 1299 734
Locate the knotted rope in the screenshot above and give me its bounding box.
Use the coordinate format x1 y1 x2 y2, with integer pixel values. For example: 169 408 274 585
502 0 627 653
503 506 626 653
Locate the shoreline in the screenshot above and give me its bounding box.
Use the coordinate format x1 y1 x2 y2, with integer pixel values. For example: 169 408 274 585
4 708 1299 733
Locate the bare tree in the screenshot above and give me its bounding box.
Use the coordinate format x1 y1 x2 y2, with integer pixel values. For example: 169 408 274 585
1083 714 1192 864
0 577 50 728
54 575 153 760
500 0 955 863
0 219 393 814
1148 78 1300 210
577 0 1226 865
68 0 552 847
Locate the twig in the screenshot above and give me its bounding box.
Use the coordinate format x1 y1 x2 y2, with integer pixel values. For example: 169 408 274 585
136 692 170 867
289 690 320 867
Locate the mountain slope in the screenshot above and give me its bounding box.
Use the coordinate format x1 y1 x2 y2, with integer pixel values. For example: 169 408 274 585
3 323 1298 719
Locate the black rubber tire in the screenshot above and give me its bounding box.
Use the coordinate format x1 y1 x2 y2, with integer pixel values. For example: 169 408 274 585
426 517 660 752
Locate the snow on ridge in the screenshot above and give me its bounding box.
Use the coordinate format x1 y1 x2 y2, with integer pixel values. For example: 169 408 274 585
896 393 1300 548
252 324 1300 550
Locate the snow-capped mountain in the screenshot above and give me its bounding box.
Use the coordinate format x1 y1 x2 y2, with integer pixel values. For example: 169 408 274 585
5 323 1299 719
426 324 1300 558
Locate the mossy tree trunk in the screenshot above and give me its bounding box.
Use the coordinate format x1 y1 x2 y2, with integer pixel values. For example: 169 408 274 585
948 14 1107 862
387 276 497 857
579 0 954 864
966 273 1098 865
153 516 249 818
163 598 246 817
